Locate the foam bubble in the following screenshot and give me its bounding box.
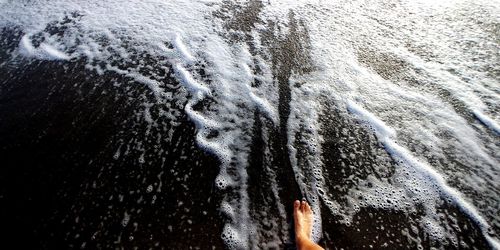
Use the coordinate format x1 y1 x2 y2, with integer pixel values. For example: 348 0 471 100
222 224 246 249
19 34 71 61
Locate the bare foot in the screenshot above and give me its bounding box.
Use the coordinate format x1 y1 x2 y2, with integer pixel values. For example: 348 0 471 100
294 200 313 240
293 200 324 250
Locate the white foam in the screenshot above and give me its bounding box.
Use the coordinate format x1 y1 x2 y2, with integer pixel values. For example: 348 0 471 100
39 43 71 60
246 86 278 124
19 34 70 61
19 35 36 55
173 35 195 64
473 109 500 135
2 0 499 248
286 77 326 243
294 0 500 245
222 224 246 249
174 63 211 98
106 65 163 99
347 100 496 246
347 100 396 137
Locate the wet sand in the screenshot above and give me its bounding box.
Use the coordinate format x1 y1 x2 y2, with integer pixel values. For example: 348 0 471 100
0 1 496 248
0 28 224 249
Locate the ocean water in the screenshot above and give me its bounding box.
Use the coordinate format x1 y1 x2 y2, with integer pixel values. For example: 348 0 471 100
0 0 498 249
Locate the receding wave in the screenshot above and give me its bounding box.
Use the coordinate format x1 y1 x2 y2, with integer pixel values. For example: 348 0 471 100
0 0 498 249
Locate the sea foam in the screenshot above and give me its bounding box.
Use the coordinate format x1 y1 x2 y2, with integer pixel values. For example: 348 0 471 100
1 0 499 248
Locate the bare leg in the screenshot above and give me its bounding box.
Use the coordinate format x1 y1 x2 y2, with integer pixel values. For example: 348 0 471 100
293 200 324 250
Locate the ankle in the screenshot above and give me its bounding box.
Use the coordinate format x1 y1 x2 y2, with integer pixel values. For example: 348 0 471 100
295 233 310 245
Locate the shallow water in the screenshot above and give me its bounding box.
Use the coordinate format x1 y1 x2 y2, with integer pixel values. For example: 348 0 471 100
0 0 499 249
